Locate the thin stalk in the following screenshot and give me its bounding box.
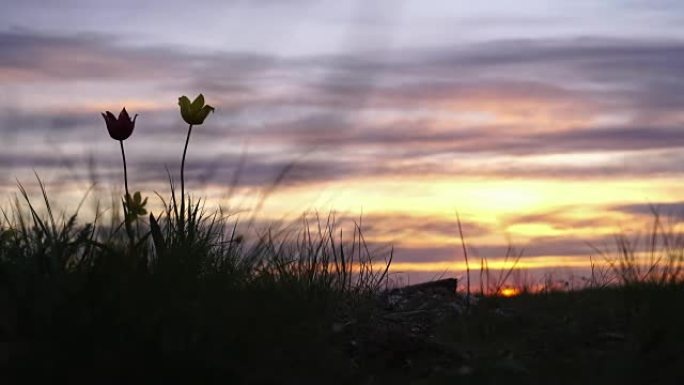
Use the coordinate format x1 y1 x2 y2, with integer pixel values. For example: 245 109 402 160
120 139 134 245
457 214 471 303
120 140 130 199
180 124 193 231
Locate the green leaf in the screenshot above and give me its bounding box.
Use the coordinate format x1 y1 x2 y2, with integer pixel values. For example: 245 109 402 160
124 191 148 220
149 213 166 255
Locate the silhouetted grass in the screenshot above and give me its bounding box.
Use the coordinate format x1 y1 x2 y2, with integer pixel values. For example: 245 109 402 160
3 181 684 384
454 208 684 297
590 210 684 287
0 179 392 383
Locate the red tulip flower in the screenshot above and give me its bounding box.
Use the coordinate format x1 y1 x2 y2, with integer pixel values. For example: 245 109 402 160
101 107 141 244
101 108 137 141
101 107 138 202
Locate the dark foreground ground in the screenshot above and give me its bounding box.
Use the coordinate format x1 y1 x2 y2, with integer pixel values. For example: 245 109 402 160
338 280 684 385
3 274 684 385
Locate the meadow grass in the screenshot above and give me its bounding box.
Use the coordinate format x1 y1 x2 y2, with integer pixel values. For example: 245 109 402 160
2 182 684 384
0 179 393 383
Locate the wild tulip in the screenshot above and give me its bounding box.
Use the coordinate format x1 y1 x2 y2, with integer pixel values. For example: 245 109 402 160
101 107 141 244
102 108 136 141
177 94 214 230
101 107 137 198
178 94 214 125
125 191 148 222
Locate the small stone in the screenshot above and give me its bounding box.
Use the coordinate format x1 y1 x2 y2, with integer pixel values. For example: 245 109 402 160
598 331 625 341
387 294 404 306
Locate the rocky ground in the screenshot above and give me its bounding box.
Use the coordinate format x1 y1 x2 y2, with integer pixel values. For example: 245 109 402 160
332 280 684 384
333 279 471 380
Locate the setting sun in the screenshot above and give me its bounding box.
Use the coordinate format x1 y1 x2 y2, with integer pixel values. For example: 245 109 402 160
499 287 522 297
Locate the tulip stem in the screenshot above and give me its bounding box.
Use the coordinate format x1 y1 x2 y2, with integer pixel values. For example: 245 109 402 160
120 139 135 246
120 140 130 199
180 124 193 230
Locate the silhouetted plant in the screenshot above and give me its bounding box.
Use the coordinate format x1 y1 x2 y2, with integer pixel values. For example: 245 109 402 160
101 108 136 198
177 94 214 233
101 108 147 243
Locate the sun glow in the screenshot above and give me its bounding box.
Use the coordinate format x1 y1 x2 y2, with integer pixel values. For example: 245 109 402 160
389 255 594 272
227 175 684 224
499 287 521 297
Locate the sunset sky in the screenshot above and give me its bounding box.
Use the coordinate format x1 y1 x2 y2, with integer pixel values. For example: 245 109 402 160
2 0 684 283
